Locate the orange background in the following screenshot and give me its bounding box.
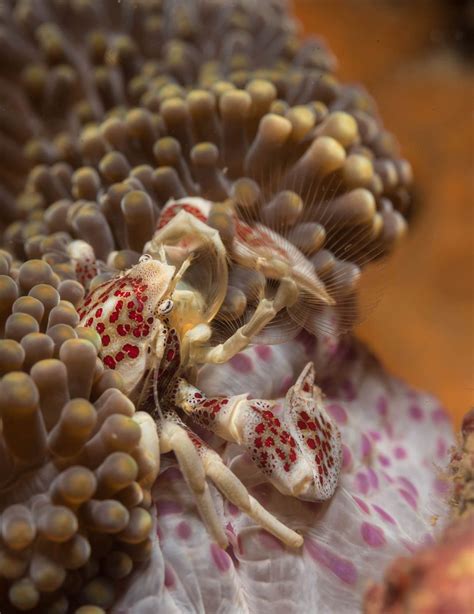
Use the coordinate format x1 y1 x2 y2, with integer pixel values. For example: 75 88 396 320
294 0 474 426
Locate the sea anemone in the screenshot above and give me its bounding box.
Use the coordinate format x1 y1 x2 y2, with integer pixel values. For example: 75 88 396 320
0 256 159 612
113 334 453 612
0 1 458 613
1 0 411 344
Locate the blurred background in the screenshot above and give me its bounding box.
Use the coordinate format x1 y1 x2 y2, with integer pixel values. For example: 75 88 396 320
294 0 473 426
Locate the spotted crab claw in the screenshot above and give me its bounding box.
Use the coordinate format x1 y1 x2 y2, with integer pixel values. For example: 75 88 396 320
174 362 342 503
159 415 303 549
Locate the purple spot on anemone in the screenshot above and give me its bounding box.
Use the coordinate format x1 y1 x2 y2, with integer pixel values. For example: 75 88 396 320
230 353 253 374
341 444 352 471
369 431 382 442
409 404 424 421
326 403 348 425
164 564 175 588
398 476 418 498
361 433 372 458
227 503 240 516
378 454 391 467
210 543 232 573
355 472 369 495
353 496 370 514
255 345 273 362
399 488 417 510
367 468 379 489
176 521 192 540
394 446 407 460
305 539 358 585
372 504 396 525
376 395 388 416
258 530 284 551
361 522 386 547
156 500 183 516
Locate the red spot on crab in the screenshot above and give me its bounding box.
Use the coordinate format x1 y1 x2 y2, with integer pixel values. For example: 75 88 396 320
123 344 139 359
103 355 116 369
117 324 127 336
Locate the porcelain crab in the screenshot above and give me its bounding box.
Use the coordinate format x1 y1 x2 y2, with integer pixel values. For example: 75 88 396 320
77 199 342 548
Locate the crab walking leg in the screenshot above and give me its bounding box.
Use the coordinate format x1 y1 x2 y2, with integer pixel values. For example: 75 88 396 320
158 417 303 548
174 363 342 501
159 418 228 548
186 276 299 365
201 444 303 548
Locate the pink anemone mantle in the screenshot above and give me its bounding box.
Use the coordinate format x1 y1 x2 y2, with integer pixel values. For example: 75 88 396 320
114 333 453 613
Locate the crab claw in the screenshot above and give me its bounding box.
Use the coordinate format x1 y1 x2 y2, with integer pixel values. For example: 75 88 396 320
240 363 342 501
175 362 342 502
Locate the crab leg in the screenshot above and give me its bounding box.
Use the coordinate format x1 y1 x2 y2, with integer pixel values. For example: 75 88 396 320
186 276 299 365
159 415 303 548
159 417 228 547
174 363 342 502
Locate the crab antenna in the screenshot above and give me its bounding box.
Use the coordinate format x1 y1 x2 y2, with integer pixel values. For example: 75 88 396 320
158 245 167 263
169 256 193 293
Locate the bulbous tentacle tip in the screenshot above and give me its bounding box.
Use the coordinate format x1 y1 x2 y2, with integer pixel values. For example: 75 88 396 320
132 411 161 487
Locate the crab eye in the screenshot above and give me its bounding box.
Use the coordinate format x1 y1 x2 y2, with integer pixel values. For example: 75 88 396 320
158 299 173 315
139 254 152 263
